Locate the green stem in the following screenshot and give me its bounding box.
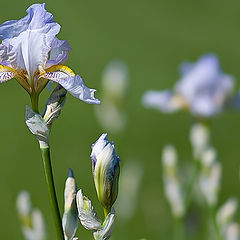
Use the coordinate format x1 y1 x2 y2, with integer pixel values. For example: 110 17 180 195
40 146 64 240
173 217 185 240
30 90 39 113
209 208 223 240
184 162 200 210
103 208 110 219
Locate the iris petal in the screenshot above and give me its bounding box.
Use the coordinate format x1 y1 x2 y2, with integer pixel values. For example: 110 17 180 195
45 38 71 68
142 90 181 113
42 69 100 104
0 65 15 83
0 4 60 79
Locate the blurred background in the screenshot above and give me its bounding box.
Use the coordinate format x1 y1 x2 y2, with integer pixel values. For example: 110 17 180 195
1 0 240 239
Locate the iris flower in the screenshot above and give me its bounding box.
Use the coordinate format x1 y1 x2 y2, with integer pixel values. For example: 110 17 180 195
0 3 100 112
142 54 234 117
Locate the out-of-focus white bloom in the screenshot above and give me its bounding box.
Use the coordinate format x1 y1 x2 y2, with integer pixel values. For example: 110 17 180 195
76 189 102 231
199 150 221 207
162 145 185 218
142 54 234 117
162 145 178 168
91 133 120 213
217 198 238 228
201 147 217 167
190 123 210 159
95 61 128 133
16 191 32 216
225 223 239 240
62 169 78 240
16 191 46 240
102 61 128 98
116 160 143 220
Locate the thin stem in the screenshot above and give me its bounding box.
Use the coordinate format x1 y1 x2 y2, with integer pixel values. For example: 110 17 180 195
40 146 64 240
103 208 110 219
173 217 185 240
184 162 200 210
209 207 223 240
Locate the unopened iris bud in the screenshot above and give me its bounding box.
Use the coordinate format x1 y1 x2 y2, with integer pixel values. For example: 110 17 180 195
91 133 120 215
199 148 221 207
62 169 78 240
95 61 128 133
76 189 102 231
162 145 185 218
42 84 67 128
190 123 210 160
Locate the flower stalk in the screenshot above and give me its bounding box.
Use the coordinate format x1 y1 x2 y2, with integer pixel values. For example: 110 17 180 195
41 146 64 240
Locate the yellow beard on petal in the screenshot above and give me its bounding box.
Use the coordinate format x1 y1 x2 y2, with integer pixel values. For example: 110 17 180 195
44 65 75 77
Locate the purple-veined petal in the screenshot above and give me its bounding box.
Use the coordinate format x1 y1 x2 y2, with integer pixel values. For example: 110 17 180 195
0 4 60 79
142 90 181 113
0 65 15 83
42 71 100 104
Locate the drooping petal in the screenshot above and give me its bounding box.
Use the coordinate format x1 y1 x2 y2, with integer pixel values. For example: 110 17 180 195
142 90 181 113
42 69 100 104
0 4 60 79
191 97 219 117
0 65 16 83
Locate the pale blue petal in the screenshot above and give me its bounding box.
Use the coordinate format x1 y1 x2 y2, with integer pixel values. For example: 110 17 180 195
0 4 60 78
42 72 100 104
175 54 220 102
142 90 179 113
175 54 234 116
179 62 194 75
46 38 71 68
191 97 219 117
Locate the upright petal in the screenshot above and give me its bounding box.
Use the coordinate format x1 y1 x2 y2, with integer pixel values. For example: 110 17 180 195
45 38 71 68
0 4 60 79
175 54 220 102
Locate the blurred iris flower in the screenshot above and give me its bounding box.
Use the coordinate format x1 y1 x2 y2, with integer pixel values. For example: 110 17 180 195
0 3 100 110
142 54 234 117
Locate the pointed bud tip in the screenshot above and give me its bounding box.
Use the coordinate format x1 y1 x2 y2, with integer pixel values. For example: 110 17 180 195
68 168 74 178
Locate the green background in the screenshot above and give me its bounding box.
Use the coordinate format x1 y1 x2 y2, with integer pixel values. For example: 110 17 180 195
1 0 240 239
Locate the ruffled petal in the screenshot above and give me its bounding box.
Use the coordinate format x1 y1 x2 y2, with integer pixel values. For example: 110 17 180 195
0 4 60 79
142 90 181 113
42 70 100 104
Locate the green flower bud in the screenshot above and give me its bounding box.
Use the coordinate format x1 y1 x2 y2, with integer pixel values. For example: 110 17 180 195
62 169 78 240
91 134 120 214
